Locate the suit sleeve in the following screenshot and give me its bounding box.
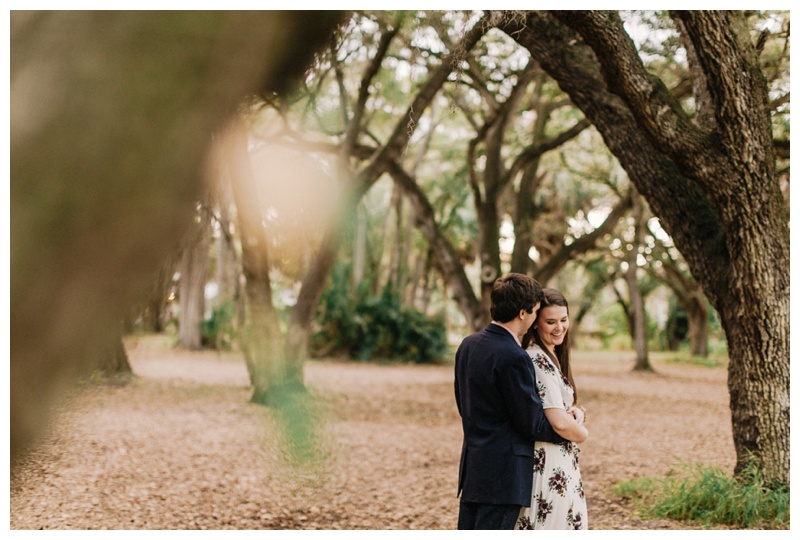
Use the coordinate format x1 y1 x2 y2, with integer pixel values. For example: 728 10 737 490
454 374 462 417
453 345 462 417
498 352 567 445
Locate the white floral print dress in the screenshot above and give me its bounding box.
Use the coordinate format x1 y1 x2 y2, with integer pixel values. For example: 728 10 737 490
516 344 587 530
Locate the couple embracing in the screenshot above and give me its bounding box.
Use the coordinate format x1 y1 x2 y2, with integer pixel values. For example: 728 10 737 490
455 273 588 530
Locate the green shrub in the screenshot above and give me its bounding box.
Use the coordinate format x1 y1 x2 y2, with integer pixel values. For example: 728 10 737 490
201 300 237 350
311 263 447 363
614 461 789 529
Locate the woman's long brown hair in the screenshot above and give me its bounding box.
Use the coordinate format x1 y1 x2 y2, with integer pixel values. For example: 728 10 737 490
522 287 577 404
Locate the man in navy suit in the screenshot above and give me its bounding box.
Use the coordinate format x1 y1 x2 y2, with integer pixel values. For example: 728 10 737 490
454 273 567 529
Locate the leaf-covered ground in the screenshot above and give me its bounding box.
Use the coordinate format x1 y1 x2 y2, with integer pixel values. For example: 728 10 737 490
11 336 736 530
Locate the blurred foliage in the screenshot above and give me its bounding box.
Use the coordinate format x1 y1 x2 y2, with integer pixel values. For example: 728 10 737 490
201 300 237 350
592 300 659 351
268 385 331 476
660 296 724 348
311 262 447 363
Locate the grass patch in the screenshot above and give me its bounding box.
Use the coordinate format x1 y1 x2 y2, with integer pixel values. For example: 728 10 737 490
657 351 728 368
77 368 135 387
614 461 789 529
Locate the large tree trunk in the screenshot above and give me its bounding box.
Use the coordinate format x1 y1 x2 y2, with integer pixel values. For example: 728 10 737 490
97 333 134 378
495 10 789 484
177 211 210 350
509 72 552 275
509 160 543 275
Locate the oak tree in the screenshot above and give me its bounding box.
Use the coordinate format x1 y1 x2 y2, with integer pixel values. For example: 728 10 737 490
493 10 789 484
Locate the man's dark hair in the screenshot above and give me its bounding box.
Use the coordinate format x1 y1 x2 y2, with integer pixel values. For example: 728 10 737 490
489 273 543 323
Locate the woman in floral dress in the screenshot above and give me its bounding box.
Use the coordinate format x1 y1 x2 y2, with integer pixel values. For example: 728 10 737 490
516 288 589 530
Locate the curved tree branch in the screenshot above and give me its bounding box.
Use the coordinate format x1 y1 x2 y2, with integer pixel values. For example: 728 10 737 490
535 191 632 284
342 24 399 157
553 11 714 172
505 117 592 185
354 15 490 196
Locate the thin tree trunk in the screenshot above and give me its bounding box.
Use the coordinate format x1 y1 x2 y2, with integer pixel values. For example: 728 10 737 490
212 201 239 351
406 247 427 308
215 183 240 306
628 194 651 371
379 184 402 293
142 259 176 333
399 197 414 299
420 253 434 314
352 202 367 290
177 211 210 350
645 220 710 358
224 119 292 401
686 294 710 357
284 210 344 372
626 264 650 371
387 188 404 294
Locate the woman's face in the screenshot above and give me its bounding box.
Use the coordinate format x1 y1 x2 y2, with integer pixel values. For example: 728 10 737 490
536 305 569 352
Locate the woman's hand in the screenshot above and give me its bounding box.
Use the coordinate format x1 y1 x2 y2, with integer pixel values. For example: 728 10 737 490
568 405 586 425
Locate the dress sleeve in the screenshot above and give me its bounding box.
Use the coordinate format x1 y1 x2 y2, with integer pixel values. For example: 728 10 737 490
530 350 566 410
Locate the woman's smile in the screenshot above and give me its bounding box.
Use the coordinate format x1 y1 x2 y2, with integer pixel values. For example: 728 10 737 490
537 305 570 352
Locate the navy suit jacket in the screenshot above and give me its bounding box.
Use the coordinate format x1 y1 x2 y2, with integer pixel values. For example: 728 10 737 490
454 323 566 506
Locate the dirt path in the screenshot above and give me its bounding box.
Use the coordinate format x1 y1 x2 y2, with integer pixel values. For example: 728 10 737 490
10 336 736 530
